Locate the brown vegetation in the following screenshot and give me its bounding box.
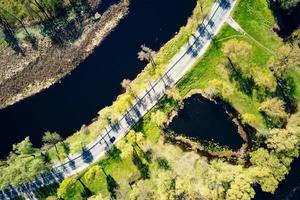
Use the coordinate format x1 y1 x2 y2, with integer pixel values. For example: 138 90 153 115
0 0 129 109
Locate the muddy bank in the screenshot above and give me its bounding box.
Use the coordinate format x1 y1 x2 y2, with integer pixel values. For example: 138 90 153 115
0 0 129 109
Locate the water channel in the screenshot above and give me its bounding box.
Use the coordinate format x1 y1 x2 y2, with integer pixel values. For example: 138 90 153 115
0 0 197 157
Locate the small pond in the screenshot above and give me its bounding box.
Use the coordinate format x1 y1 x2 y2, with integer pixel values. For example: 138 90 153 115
168 94 244 150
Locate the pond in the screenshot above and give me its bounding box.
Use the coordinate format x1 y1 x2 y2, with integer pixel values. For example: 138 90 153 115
168 94 244 150
0 0 197 158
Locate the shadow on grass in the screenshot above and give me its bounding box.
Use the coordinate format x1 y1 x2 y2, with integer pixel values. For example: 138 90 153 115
225 57 256 96
132 149 150 180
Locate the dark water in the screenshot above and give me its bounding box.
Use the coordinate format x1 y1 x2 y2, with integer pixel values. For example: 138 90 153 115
270 1 300 37
254 157 300 200
0 0 197 157
169 94 244 150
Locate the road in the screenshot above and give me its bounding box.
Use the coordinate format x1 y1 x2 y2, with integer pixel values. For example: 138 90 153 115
0 0 236 199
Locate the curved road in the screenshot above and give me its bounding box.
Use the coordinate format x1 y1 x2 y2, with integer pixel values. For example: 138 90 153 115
0 0 236 199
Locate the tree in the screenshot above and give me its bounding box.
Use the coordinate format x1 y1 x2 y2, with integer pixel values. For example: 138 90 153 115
268 45 300 78
0 154 46 189
266 128 299 154
12 137 36 158
42 131 62 160
121 78 132 93
121 78 139 100
259 98 287 118
226 174 255 200
250 148 288 191
57 177 84 200
259 98 287 128
199 0 208 12
249 166 279 193
137 44 156 68
222 39 252 64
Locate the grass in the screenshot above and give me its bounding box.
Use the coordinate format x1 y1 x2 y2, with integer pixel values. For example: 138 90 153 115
177 25 266 130
176 0 287 131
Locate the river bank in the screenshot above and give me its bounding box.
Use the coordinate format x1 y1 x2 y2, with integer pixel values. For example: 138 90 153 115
0 0 129 110
0 0 200 158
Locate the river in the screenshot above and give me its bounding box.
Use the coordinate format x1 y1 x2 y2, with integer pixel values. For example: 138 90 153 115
0 0 197 157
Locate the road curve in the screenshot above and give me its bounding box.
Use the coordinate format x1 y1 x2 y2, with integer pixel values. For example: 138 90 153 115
0 0 236 199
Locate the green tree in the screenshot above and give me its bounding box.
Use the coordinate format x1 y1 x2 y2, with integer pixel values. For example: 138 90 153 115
42 131 62 160
289 28 300 47
226 174 255 200
250 148 288 193
266 129 299 154
57 177 85 200
0 154 46 189
12 137 36 158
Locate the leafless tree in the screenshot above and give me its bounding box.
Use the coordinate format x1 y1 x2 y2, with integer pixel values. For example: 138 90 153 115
137 44 156 68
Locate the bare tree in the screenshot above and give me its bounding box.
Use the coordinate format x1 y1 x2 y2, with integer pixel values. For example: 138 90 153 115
121 78 135 96
137 44 156 68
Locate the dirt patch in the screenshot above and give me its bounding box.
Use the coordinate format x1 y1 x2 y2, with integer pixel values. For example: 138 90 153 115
0 0 129 109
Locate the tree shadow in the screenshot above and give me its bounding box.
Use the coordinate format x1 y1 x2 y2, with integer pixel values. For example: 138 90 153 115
107 146 122 161
67 157 76 170
2 27 24 56
124 111 136 127
219 0 231 9
132 149 150 180
77 178 93 198
276 76 297 113
260 112 286 129
106 174 119 199
81 147 94 164
225 58 255 96
62 142 71 156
